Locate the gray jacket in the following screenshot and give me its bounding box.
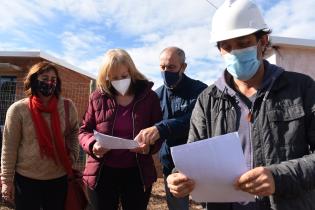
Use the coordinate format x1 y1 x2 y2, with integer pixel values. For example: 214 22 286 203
188 63 315 210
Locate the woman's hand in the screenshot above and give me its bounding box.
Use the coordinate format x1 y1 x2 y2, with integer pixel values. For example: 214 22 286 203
1 182 14 204
92 141 110 158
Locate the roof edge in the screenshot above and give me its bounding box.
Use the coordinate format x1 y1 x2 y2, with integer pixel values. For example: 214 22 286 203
270 36 315 49
39 51 96 79
0 50 96 79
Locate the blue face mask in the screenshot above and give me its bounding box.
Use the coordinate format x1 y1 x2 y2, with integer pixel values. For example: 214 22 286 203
161 71 181 88
223 45 261 81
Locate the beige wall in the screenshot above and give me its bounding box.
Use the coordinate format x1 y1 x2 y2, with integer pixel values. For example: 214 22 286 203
267 46 315 79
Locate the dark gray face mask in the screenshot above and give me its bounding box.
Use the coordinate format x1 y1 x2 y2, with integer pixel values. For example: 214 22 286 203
37 80 56 96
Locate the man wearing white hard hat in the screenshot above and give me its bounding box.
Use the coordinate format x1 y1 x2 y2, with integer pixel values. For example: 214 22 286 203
166 0 315 209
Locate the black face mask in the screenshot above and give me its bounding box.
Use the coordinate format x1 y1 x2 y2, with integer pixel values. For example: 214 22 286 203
37 80 56 97
161 70 183 89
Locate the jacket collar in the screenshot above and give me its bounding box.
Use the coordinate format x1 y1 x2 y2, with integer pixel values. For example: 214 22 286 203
134 80 154 100
214 60 285 96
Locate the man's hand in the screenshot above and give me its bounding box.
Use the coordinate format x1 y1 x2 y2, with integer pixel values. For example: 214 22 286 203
92 141 110 158
234 166 275 196
167 173 195 198
130 142 150 155
134 126 160 145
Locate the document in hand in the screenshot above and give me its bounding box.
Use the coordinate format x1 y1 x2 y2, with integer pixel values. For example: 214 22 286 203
93 130 139 149
171 132 255 202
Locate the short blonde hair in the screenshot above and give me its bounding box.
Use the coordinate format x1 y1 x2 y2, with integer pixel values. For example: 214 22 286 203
97 49 147 95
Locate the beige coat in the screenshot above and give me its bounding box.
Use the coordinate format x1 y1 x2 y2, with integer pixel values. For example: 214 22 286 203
1 97 79 184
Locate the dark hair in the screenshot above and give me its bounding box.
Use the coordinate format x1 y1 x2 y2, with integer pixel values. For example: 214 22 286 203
24 61 62 97
254 29 272 40
216 29 272 51
255 29 272 55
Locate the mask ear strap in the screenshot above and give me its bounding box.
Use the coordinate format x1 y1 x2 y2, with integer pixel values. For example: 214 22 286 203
256 40 265 59
259 36 269 56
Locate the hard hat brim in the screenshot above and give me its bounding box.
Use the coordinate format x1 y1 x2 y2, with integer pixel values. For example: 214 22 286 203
210 27 268 43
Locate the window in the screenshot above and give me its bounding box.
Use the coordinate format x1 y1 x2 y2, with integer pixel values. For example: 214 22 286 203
0 76 17 126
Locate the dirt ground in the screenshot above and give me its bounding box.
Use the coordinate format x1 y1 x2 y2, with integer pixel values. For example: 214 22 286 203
0 178 203 210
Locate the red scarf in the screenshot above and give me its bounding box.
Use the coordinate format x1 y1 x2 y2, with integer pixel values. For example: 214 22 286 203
29 96 72 171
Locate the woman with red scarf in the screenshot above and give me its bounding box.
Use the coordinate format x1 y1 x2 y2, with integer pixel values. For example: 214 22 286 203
1 61 79 210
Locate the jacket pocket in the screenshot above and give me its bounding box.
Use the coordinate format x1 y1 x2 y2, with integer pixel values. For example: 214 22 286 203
267 103 305 122
267 104 307 159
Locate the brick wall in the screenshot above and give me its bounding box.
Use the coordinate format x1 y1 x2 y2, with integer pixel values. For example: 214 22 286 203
57 66 91 120
0 57 92 119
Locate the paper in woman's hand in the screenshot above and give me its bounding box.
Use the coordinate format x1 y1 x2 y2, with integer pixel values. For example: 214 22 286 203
93 130 139 149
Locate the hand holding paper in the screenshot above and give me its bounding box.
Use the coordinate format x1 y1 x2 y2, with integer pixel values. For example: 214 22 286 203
93 130 139 150
166 173 195 198
92 141 110 158
170 132 255 202
234 166 275 196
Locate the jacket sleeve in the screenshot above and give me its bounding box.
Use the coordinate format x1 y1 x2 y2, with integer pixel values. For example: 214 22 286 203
1 102 22 184
187 92 209 143
148 92 164 154
78 94 98 159
67 99 80 163
155 98 197 145
266 77 315 198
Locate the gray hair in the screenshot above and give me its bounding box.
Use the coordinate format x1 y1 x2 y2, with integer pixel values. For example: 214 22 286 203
160 47 186 63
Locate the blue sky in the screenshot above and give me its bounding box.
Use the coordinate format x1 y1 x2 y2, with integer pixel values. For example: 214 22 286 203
1 0 315 87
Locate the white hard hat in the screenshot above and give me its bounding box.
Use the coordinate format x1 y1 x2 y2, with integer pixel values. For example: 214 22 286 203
210 0 269 43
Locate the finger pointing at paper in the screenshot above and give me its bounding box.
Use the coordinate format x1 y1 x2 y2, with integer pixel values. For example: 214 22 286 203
130 135 150 154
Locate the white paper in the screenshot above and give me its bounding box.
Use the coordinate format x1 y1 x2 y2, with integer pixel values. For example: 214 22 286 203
171 132 255 202
93 130 139 149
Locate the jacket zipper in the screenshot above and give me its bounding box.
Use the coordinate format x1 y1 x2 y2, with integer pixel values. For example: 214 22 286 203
250 77 276 169
94 99 118 188
95 94 148 190
132 94 147 192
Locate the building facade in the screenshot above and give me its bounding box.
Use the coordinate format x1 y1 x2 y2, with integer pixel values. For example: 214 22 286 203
267 36 315 79
0 51 96 170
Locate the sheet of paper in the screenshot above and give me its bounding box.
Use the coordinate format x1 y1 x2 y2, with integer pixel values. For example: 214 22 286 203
171 132 255 202
93 130 139 149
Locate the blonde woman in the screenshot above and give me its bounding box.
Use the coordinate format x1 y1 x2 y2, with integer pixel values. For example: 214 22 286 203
79 49 163 210
1 61 79 210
